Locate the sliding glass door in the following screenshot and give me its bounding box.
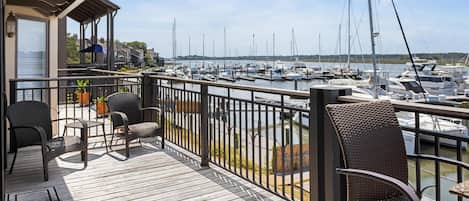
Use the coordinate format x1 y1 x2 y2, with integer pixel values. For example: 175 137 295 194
16 18 48 101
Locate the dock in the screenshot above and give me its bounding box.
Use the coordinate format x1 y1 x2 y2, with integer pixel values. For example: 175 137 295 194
219 76 236 82
239 76 256 81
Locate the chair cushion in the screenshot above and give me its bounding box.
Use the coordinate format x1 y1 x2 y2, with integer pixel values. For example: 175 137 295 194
128 122 160 138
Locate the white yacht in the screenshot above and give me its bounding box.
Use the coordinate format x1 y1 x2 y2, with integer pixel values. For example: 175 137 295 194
266 69 283 80
436 64 469 94
397 112 468 150
283 71 303 80
405 57 438 68
399 61 458 96
387 78 426 100
293 84 468 152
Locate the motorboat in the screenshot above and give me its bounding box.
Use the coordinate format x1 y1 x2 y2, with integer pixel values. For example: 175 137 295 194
400 58 458 96
397 112 468 149
283 71 303 81
293 83 468 152
387 78 426 100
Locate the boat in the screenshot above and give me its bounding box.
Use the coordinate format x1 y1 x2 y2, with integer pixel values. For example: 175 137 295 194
386 78 427 100
397 112 468 149
266 69 284 81
405 57 437 68
292 84 468 151
435 64 469 94
399 58 458 96
202 74 216 82
283 71 303 81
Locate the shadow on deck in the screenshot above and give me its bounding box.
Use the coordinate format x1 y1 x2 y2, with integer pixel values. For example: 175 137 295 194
6 138 283 201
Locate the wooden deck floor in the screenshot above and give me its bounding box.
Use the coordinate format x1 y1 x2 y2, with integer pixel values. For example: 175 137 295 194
5 139 284 201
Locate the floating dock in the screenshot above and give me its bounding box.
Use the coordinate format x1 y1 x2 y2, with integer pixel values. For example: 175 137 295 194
219 76 236 82
239 76 256 81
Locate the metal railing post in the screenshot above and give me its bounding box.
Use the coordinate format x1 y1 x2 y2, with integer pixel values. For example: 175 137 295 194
309 87 351 201
8 81 17 155
142 73 154 121
200 84 209 167
9 80 16 105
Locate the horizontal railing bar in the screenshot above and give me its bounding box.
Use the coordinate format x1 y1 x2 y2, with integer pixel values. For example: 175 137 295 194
88 68 137 76
159 86 309 112
14 83 141 91
338 95 469 120
151 75 310 98
10 75 143 82
402 126 469 142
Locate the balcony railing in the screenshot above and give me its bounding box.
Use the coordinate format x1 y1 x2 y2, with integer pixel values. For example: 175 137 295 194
8 72 469 201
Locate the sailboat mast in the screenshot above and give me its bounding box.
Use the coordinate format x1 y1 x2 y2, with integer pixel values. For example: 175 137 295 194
202 33 205 68
172 18 177 67
223 27 226 70
318 33 322 70
368 0 379 99
347 0 351 69
273 32 276 68
212 40 215 58
338 24 342 64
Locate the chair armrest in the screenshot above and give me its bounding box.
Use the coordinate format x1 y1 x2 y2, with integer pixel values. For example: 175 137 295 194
141 107 162 113
109 111 129 134
52 117 87 123
408 154 469 170
336 168 420 201
10 126 48 148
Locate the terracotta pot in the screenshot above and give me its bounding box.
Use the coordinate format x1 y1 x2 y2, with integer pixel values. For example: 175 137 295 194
76 92 91 106
96 101 108 115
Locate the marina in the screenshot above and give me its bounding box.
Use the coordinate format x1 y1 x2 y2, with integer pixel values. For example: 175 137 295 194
2 0 469 201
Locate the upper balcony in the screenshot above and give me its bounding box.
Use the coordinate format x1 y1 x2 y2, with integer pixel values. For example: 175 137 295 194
4 69 469 201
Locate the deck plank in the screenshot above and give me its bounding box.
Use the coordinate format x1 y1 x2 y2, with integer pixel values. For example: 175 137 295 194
6 140 283 201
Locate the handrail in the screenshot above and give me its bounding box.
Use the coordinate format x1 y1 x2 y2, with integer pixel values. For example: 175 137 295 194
10 74 143 82
338 95 469 119
150 75 310 98
88 68 136 76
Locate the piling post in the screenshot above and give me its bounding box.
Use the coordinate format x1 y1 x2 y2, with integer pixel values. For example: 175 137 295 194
309 87 351 201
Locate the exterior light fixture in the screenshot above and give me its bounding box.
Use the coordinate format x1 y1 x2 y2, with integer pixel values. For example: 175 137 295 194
6 12 17 38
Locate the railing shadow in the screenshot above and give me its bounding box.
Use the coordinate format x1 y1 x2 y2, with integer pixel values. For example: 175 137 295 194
158 141 280 200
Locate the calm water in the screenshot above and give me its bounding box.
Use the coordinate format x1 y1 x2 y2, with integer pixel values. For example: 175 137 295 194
170 60 465 200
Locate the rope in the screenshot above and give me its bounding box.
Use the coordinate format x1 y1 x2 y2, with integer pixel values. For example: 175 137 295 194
391 0 427 101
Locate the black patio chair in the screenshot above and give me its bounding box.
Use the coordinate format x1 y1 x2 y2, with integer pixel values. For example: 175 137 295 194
326 100 469 201
107 92 164 158
6 101 88 181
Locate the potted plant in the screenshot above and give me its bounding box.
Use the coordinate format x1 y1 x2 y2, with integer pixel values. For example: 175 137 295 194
76 80 91 106
94 96 108 116
118 87 130 93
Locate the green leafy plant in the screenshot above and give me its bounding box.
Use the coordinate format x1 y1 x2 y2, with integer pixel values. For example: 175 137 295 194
94 96 107 104
118 87 130 93
76 80 90 93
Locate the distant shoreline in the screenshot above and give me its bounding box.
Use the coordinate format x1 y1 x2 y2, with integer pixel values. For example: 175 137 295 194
174 52 469 65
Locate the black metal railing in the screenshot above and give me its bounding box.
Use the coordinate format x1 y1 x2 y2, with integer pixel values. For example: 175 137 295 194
150 75 312 200
9 75 142 142
338 95 469 201
8 72 469 201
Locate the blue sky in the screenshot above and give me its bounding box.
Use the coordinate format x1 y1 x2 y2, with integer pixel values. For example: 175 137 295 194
68 0 469 57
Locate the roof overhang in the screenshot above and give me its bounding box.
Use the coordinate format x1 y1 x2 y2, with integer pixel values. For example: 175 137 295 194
6 0 119 24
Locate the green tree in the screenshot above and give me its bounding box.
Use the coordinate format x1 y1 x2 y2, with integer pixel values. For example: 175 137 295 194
144 54 154 65
126 41 147 52
67 33 80 64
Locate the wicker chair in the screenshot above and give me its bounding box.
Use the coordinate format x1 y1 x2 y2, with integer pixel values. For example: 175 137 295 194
107 92 164 158
6 101 88 181
326 100 469 201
